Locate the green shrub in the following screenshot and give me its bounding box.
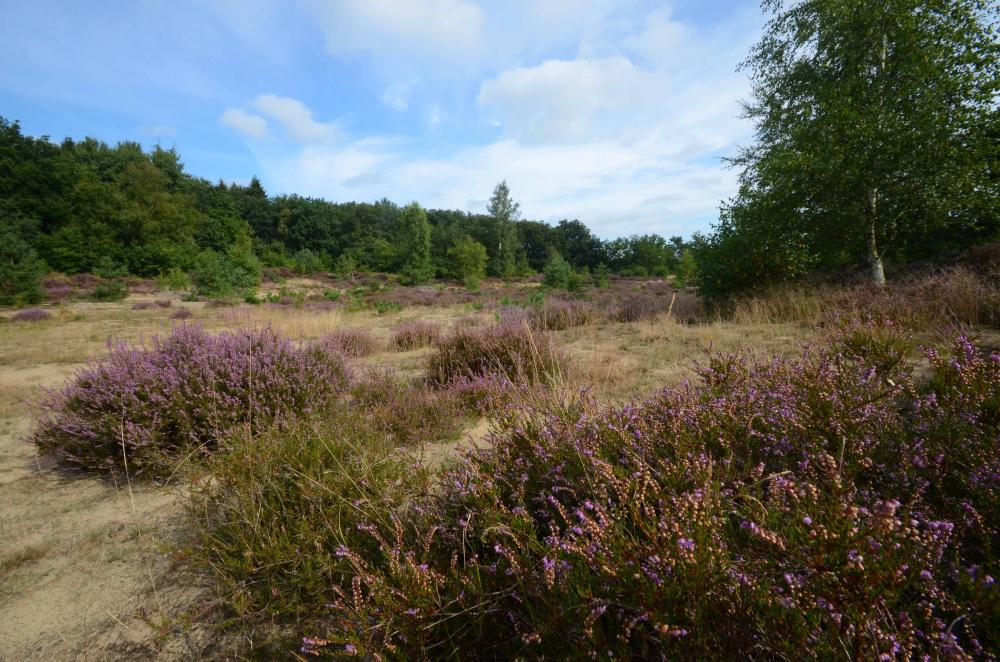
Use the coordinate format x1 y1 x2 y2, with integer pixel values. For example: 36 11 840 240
542 254 573 289
157 266 191 292
448 236 488 289
0 228 46 306
191 245 261 297
90 279 129 301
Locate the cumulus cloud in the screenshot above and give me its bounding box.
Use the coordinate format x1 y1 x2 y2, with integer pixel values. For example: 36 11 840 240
251 94 335 143
219 108 268 139
310 0 486 67
477 57 657 144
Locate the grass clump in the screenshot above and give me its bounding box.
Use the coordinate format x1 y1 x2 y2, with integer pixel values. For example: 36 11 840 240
32 325 350 476
187 408 429 654
390 320 442 350
315 327 382 358
529 298 599 330
350 371 467 447
426 320 566 387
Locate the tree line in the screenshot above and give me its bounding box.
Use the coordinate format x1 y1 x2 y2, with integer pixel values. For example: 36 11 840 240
0 116 692 304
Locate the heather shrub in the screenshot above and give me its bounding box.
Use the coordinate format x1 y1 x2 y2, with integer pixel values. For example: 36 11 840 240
32 325 350 475
10 307 52 322
315 327 382 358
426 320 565 387
170 308 193 320
390 320 442 350
281 322 999 659
350 371 466 447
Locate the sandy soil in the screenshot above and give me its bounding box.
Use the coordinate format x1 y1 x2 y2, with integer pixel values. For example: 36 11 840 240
0 363 208 660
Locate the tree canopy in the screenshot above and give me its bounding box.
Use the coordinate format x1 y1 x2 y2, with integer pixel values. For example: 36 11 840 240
698 0 999 299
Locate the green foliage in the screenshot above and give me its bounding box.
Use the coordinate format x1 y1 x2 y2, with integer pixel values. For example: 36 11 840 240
397 202 434 285
709 0 1000 295
332 254 356 279
292 248 323 275
674 248 698 288
0 114 705 286
157 266 191 292
447 235 488 289
0 216 46 306
190 242 261 297
592 262 611 288
543 253 574 290
90 279 129 302
487 181 521 278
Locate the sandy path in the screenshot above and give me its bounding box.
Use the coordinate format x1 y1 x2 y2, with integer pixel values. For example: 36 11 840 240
0 364 208 660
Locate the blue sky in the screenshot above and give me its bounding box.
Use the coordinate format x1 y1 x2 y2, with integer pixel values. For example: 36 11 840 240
0 0 765 239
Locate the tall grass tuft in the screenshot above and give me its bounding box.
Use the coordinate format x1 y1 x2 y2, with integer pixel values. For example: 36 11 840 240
426 320 566 387
315 327 383 358
32 325 350 476
390 320 442 350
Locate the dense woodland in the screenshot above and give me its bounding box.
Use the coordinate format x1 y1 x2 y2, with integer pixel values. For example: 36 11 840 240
0 117 688 304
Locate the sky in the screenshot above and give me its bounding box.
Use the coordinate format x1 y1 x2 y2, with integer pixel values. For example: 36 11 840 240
0 0 766 239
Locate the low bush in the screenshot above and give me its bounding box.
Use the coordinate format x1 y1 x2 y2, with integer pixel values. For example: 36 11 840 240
390 320 442 350
315 327 382 358
90 279 129 302
426 320 566 387
170 308 193 320
10 307 52 322
193 320 1000 658
32 325 350 475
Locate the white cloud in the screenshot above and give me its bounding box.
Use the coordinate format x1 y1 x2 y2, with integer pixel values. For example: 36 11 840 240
478 57 657 144
251 94 335 143
219 108 268 139
381 79 418 112
310 0 486 67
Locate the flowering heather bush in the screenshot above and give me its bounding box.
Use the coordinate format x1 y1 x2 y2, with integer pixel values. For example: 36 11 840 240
390 320 442 351
426 320 566 387
32 325 350 475
350 371 466 447
192 320 999 658
315 327 382 358
170 308 193 320
530 298 599 331
10 307 52 322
